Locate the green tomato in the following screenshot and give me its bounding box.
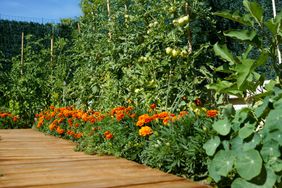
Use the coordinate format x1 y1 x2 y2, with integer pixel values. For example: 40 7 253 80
171 49 180 57
165 47 172 54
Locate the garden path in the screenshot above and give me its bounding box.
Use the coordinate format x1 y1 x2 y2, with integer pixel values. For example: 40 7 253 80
0 129 210 188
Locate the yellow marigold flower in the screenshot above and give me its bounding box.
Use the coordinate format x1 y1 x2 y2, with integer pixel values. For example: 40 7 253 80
139 126 153 136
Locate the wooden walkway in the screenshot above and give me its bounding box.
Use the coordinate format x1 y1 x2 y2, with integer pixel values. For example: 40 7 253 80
0 129 210 188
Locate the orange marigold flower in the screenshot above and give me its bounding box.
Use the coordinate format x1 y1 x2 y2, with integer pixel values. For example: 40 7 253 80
136 119 145 127
138 114 152 123
157 112 169 119
37 117 44 128
116 113 125 121
206 110 218 118
56 126 65 134
139 126 153 137
163 117 170 125
49 123 56 131
150 103 157 109
105 133 113 140
104 130 111 136
82 113 88 122
12 116 19 122
75 133 83 139
104 130 113 140
67 118 73 126
50 111 56 117
50 105 55 110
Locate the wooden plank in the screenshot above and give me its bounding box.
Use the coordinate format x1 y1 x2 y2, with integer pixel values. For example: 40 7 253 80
0 129 211 188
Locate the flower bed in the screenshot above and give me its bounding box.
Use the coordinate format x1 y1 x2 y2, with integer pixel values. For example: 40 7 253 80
0 112 20 129
34 104 217 181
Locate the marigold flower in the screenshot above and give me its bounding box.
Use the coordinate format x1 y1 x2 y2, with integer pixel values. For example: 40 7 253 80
163 117 170 125
50 105 55 110
105 133 113 140
82 113 88 122
150 103 156 109
12 116 19 122
104 130 111 136
67 118 73 126
206 110 218 118
139 126 153 137
104 130 113 140
49 123 56 131
157 112 169 119
56 126 65 134
116 112 125 121
138 114 152 123
136 119 144 127
75 133 83 139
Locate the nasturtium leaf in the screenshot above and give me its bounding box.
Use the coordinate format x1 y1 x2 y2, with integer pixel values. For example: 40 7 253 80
271 159 282 172
224 30 257 41
210 150 235 177
260 140 280 162
203 136 220 156
231 168 276 188
212 118 231 136
243 134 261 151
208 159 221 182
231 136 244 152
264 107 282 132
268 131 282 145
235 150 262 180
239 123 255 139
254 96 269 118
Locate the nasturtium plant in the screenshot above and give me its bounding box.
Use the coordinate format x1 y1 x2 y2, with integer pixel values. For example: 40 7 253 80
204 87 282 188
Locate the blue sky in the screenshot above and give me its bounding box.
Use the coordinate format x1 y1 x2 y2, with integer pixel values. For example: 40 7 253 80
0 0 81 23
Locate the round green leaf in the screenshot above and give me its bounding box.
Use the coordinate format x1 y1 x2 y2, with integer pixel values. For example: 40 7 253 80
260 140 280 162
239 123 255 139
212 118 231 136
243 134 261 151
210 150 234 177
203 136 220 156
231 168 276 188
235 150 262 180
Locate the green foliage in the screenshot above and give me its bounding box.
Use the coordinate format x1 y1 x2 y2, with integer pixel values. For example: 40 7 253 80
208 0 282 101
66 0 219 111
140 114 213 180
204 87 282 187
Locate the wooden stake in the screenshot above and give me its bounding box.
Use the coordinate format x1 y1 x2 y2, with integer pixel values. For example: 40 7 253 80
50 35 54 63
185 3 192 54
20 32 24 76
272 0 282 64
77 22 81 33
107 0 112 39
107 0 111 21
